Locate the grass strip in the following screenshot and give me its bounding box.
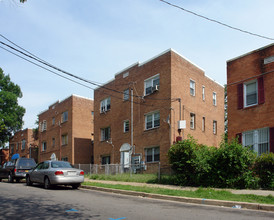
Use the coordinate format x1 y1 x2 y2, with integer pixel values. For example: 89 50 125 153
83 181 274 205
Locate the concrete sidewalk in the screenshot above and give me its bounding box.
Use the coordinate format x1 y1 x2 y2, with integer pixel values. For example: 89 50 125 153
82 178 274 212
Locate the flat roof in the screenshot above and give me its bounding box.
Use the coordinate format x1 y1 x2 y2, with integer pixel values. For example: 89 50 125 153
96 48 212 90
227 43 274 63
38 94 93 115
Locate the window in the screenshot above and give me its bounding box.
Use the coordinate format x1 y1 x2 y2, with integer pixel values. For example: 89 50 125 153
202 117 205 132
21 140 26 150
52 117 55 126
61 111 68 123
101 155 111 165
145 111 160 130
144 74 160 96
42 142 47 152
213 120 217 135
61 157 68 161
10 144 14 154
264 56 274 64
202 86 205 101
238 77 264 109
101 127 111 141
242 128 269 155
16 143 19 150
123 120 129 133
145 147 160 163
123 89 129 101
190 80 195 96
40 120 47 131
100 97 111 113
61 134 68 146
52 138 55 147
244 80 257 107
213 92 217 106
190 113 195 129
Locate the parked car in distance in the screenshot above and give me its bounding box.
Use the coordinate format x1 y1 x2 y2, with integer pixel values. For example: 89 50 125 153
6 158 37 183
26 160 84 189
0 162 9 182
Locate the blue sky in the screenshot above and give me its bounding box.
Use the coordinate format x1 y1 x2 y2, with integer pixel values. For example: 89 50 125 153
0 0 273 129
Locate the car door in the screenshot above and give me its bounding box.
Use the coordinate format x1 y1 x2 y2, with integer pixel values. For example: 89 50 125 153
38 161 50 183
31 162 44 183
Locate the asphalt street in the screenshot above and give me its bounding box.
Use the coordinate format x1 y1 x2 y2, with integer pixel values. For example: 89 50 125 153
0 181 273 220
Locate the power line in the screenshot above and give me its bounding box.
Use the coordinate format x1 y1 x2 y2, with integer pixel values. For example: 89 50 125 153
0 45 96 91
159 0 274 41
0 35 176 101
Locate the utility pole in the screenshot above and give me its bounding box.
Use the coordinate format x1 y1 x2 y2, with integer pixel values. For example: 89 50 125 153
130 88 134 169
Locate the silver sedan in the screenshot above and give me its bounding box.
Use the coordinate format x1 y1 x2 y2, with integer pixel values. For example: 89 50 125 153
26 160 84 189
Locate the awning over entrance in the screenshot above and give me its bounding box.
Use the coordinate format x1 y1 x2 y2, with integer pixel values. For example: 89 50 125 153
120 143 131 152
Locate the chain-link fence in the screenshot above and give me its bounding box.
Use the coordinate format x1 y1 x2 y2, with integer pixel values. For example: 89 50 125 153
74 163 172 177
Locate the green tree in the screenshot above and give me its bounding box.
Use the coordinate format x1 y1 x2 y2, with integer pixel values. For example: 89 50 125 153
0 68 25 145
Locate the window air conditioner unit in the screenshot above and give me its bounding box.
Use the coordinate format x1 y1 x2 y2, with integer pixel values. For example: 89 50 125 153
152 85 159 93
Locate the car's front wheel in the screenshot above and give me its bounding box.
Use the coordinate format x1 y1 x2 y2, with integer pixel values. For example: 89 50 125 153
44 177 51 189
8 173 14 183
26 175 32 186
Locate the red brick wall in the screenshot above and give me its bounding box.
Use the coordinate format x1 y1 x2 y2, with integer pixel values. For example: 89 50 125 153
171 52 224 148
38 95 94 164
94 50 225 166
9 129 38 160
227 44 274 140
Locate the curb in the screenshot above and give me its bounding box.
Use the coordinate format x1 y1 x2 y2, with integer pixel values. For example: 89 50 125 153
80 185 274 212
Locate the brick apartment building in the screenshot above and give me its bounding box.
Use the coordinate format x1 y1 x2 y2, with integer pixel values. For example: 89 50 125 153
227 43 274 155
38 95 94 164
94 49 224 167
9 128 39 161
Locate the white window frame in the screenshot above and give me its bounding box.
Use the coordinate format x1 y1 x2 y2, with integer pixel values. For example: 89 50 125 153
123 89 130 101
213 92 217 106
100 97 111 113
144 74 160 96
21 139 26 150
61 111 68 123
101 127 111 141
190 80 195 96
242 127 269 155
213 120 217 135
145 111 160 130
52 117 55 126
61 134 68 146
101 155 111 165
190 113 195 130
123 120 129 133
244 80 258 107
202 86 205 101
42 142 47 152
40 120 47 131
145 146 160 163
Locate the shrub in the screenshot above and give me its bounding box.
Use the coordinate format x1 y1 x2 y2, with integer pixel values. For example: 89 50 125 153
168 136 213 186
168 137 258 189
210 139 258 189
254 153 274 190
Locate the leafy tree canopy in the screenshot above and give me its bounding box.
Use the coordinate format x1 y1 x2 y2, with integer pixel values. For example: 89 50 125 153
0 68 25 145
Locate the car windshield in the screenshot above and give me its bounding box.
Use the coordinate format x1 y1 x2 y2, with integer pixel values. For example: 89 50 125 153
17 159 36 169
51 161 73 168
